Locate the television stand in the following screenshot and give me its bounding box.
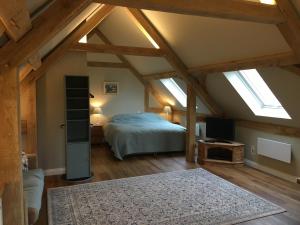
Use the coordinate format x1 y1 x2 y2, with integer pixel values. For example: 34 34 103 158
197 140 244 165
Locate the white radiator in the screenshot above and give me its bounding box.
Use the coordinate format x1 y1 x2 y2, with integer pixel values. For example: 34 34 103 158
257 138 291 163
195 123 201 137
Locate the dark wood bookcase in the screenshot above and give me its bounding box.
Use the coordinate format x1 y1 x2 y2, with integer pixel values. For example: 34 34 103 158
65 76 91 180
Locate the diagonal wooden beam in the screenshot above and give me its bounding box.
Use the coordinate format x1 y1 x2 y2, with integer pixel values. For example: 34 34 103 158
143 70 177 80
93 28 166 107
189 51 298 75
21 5 115 85
95 0 284 24
87 61 129 68
0 0 32 41
70 42 165 57
128 8 222 115
276 0 300 60
141 51 299 80
0 0 92 75
281 65 300 77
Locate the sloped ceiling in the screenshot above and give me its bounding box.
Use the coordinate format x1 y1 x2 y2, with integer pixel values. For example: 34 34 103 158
143 10 290 67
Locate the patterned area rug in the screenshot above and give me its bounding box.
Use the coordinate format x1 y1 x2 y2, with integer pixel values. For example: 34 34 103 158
48 168 285 225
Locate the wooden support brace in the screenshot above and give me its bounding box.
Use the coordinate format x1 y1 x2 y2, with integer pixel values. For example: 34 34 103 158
186 85 196 162
0 0 32 41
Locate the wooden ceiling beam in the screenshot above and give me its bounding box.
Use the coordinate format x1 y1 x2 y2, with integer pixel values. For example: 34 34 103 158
276 0 300 60
27 52 42 71
87 61 129 68
281 65 300 77
128 8 222 115
0 0 32 41
93 29 166 106
143 70 177 80
70 42 166 57
0 0 92 76
142 51 299 80
21 5 115 85
95 0 284 24
0 21 5 36
190 51 298 75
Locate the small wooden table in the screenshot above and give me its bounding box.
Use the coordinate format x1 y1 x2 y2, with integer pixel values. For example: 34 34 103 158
91 125 104 145
197 140 244 165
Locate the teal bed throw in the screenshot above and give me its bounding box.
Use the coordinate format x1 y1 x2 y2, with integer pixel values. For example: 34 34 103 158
103 113 186 160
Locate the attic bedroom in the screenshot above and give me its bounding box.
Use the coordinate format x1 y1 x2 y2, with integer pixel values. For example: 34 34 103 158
1 1 300 225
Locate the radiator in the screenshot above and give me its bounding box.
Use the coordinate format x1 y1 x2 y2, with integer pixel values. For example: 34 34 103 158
195 123 201 137
257 138 291 163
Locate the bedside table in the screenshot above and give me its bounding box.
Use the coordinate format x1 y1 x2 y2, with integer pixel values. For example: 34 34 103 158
91 125 104 145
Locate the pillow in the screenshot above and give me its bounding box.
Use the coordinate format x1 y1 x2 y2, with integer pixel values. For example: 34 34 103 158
110 113 164 123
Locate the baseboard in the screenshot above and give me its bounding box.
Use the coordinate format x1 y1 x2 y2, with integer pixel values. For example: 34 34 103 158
44 168 66 176
244 159 297 184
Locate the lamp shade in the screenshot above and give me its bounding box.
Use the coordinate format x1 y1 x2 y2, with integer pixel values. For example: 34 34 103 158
92 106 103 115
163 106 172 114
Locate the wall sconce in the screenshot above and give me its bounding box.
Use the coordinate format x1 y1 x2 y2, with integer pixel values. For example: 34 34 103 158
163 105 172 121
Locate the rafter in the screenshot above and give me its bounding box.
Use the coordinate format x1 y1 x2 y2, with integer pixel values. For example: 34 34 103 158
140 51 299 80
87 61 129 68
143 70 177 80
189 51 298 75
92 28 167 107
128 8 222 115
0 0 32 41
281 65 300 77
95 0 284 24
0 0 91 75
70 42 166 57
275 0 300 61
21 5 115 85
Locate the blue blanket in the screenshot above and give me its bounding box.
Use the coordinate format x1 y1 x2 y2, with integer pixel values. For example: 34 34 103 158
103 113 186 160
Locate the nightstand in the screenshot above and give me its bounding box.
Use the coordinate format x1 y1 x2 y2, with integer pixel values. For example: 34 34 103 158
91 125 104 145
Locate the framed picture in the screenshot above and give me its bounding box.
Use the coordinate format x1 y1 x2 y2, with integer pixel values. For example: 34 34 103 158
104 82 119 95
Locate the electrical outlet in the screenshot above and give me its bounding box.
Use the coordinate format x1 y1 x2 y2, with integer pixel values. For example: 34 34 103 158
250 145 255 154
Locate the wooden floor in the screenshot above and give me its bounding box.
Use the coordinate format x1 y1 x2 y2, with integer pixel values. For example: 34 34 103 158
37 145 300 225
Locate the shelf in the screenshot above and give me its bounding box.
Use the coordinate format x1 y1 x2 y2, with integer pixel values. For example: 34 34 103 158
67 119 89 122
66 88 88 90
67 109 89 111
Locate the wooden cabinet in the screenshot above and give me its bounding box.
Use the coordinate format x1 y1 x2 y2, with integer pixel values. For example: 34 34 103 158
197 140 244 165
91 125 104 145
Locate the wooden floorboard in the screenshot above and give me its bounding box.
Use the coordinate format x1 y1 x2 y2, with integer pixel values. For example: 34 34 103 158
36 145 300 225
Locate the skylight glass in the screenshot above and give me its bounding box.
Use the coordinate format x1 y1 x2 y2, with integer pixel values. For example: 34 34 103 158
160 78 187 107
224 69 291 119
79 35 87 43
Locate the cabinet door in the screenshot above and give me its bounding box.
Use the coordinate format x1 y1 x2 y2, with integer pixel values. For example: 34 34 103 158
66 142 90 180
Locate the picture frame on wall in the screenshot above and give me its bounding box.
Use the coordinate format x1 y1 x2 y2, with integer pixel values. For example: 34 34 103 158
104 82 119 95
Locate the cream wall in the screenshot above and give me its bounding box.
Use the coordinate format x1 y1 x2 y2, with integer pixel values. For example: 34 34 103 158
37 52 147 170
89 67 145 125
37 52 88 169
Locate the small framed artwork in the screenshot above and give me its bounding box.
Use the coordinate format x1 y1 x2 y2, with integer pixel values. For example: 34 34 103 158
104 82 119 95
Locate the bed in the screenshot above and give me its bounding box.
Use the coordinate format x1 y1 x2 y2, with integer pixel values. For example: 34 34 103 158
103 113 186 160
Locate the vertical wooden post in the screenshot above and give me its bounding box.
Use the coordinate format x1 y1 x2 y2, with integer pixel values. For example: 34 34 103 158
0 68 24 225
186 85 196 162
144 86 149 112
20 82 38 157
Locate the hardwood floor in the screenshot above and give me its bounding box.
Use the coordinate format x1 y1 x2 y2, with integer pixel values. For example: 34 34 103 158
36 145 300 225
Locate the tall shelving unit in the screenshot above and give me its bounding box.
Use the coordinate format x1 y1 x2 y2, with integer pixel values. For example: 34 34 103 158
65 76 91 180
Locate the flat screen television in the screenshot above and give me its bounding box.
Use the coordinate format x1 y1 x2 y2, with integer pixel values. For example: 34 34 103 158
206 117 235 141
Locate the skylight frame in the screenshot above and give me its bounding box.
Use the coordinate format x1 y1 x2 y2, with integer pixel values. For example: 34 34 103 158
224 69 291 120
160 78 187 107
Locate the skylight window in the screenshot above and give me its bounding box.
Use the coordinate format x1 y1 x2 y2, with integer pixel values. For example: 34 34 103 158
224 69 291 119
160 78 187 107
79 35 87 43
